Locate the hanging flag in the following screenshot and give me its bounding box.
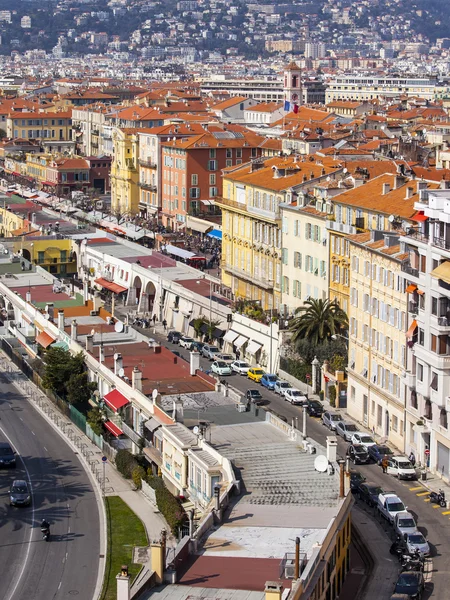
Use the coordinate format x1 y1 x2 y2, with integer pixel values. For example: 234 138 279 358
293 103 299 114
284 99 291 112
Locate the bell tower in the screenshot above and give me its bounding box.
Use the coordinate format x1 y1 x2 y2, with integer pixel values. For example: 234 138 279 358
284 61 302 106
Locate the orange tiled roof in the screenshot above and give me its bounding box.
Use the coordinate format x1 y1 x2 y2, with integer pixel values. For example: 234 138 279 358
212 96 248 111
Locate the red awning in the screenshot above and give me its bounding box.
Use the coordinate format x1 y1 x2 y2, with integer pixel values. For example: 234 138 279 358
12 171 20 176
94 277 127 294
42 181 56 186
104 421 123 437
413 211 428 222
406 284 417 293
36 331 56 348
103 389 129 412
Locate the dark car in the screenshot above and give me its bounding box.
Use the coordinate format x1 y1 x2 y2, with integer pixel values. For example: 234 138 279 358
357 482 384 507
350 470 366 493
0 441 16 468
246 389 263 403
347 444 370 465
306 400 324 417
368 444 394 465
393 571 424 599
192 341 205 353
10 479 31 506
167 331 182 344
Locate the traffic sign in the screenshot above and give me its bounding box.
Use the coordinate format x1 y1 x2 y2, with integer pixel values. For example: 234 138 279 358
102 456 107 462
424 449 430 456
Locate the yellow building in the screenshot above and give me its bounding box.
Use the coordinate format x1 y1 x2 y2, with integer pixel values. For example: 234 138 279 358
14 237 77 276
26 153 54 184
110 128 139 216
0 205 26 237
327 173 433 314
7 110 72 141
217 156 341 310
346 230 408 450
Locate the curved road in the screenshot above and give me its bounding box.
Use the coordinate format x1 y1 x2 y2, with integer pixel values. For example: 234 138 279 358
0 371 100 600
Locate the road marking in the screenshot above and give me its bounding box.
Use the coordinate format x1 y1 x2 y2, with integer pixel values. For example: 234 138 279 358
424 499 430 502
19 417 23 421
416 491 429 496
31 431 35 436
441 510 450 515
432 504 441 509
58 582 62 590
409 486 423 491
68 526 70 533
43 446 48 452
0 423 35 600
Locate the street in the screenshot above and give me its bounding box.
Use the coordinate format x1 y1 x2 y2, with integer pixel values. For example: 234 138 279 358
0 371 100 600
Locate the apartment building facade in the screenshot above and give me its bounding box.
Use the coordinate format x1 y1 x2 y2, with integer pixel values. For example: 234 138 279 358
110 128 139 216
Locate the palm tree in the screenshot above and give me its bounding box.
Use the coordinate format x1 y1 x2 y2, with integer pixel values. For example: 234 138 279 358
290 298 348 346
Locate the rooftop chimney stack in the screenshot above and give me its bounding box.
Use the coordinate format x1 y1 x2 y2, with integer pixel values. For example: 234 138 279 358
190 351 200 375
71 319 78 341
83 281 89 303
26 290 31 303
99 343 104 364
326 435 337 463
114 353 123 375
57 310 65 331
85 334 94 353
132 366 142 392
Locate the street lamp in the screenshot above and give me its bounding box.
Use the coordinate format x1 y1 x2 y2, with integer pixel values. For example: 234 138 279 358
331 333 349 342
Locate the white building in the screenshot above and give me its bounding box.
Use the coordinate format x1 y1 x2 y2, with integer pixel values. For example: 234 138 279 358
305 42 326 59
325 76 437 102
21 16 31 28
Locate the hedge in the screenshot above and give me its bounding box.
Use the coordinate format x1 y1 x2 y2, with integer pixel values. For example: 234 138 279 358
147 475 186 534
115 449 138 479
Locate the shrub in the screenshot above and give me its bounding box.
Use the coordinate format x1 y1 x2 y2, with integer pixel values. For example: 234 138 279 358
115 449 138 479
329 386 337 407
319 390 324 401
145 475 186 533
132 466 146 490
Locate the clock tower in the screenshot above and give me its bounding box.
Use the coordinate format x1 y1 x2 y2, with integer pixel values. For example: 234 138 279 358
284 61 302 106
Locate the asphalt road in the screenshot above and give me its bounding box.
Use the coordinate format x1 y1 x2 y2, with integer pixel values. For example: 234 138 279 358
158 333 450 599
0 371 100 600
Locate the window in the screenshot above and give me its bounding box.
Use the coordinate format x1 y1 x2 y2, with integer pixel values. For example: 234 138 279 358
191 174 198 185
293 280 301 298
208 159 217 171
420 254 426 273
440 409 448 429
392 415 398 432
294 251 302 268
282 248 288 265
282 276 289 294
226 159 232 167
209 148 216 158
377 404 382 427
37 251 45 264
189 187 200 198
209 174 216 185
226 148 232 158
351 386 355 402
431 372 438 391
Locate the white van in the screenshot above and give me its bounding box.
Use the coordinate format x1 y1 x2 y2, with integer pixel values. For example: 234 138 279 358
387 456 417 480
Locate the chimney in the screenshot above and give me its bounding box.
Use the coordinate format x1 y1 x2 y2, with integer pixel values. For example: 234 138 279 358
116 565 130 600
382 182 391 195
326 435 337 463
26 290 31 303
31 212 36 224
132 366 142 392
83 280 89 303
85 334 94 353
264 582 283 600
99 343 104 363
114 353 123 375
417 180 427 193
190 351 200 375
339 460 345 498
405 186 414 200
71 319 78 341
154 344 162 354
57 310 65 331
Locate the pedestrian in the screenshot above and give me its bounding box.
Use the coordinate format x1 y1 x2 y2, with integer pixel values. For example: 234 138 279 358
409 451 416 467
382 457 388 474
162 319 167 331
152 314 157 326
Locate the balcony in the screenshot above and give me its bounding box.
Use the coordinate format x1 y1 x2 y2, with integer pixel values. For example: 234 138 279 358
139 181 157 192
326 220 356 235
247 204 280 222
138 158 157 169
222 261 274 290
405 229 429 244
215 196 248 213
433 236 450 251
402 371 416 389
402 263 420 279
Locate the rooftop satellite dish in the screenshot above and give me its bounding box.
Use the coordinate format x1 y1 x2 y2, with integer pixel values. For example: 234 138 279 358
118 367 125 377
152 388 158 400
114 321 124 333
113 353 119 361
193 426 200 435
314 454 329 473
388 214 395 223
343 167 348 174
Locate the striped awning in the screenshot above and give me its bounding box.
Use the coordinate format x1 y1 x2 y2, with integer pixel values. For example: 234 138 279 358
104 421 123 437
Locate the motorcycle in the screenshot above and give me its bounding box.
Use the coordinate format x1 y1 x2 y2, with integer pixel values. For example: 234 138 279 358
390 537 404 556
400 553 424 572
429 489 446 507
41 525 50 542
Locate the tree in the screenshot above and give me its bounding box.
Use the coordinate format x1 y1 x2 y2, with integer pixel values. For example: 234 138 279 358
66 371 97 405
192 316 207 338
42 348 94 402
87 407 104 436
290 298 348 346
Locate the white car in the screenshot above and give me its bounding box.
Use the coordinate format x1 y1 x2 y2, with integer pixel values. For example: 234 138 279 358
211 361 232 376
284 388 308 405
179 336 195 349
377 492 406 524
350 433 377 448
217 353 235 363
387 456 417 480
230 360 250 375
274 380 291 396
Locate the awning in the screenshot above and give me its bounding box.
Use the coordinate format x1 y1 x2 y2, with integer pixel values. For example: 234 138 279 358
143 446 162 466
413 211 428 222
94 277 127 294
163 244 197 260
104 421 123 437
53 340 69 351
189 318 197 327
186 215 213 234
223 329 239 344
406 319 418 339
207 229 222 240
417 289 425 295
200 323 209 334
234 335 249 349
246 340 263 355
431 261 450 285
201 200 213 205
36 331 56 348
103 389 129 412
144 417 161 432
212 327 225 339
406 284 417 293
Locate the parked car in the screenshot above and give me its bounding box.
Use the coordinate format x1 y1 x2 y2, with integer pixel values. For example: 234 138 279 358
179 336 195 349
247 368 265 383
217 353 235 363
335 421 359 442
261 374 278 390
274 380 291 396
202 344 220 360
347 444 370 464
305 399 324 417
167 331 182 344
10 480 31 506
394 511 419 537
230 360 250 375
402 532 430 557
322 411 343 431
387 457 417 480
377 492 406 524
350 432 377 448
211 361 232 376
246 389 263 403
0 441 16 468
368 444 394 465
349 470 366 493
393 571 424 598
191 341 205 353
357 482 384 507
285 388 308 405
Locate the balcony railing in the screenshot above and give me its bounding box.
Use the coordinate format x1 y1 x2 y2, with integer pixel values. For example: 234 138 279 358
433 236 450 251
326 220 356 235
222 261 274 290
247 204 280 221
409 301 418 314
139 182 157 192
138 158 157 169
402 263 419 278
121 421 143 446
215 196 248 213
